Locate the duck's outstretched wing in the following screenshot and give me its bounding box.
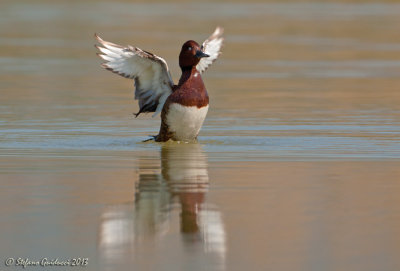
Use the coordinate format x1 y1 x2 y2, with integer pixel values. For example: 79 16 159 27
196 27 224 74
95 34 174 117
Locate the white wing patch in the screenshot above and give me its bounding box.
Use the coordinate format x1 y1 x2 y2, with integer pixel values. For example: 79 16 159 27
196 27 224 74
95 34 174 117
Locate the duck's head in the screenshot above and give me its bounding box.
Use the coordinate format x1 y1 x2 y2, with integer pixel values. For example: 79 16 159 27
179 40 209 70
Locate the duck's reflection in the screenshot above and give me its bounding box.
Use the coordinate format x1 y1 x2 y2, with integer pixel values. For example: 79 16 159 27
99 143 226 268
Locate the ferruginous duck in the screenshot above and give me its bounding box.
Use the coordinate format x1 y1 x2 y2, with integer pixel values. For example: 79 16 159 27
95 27 224 142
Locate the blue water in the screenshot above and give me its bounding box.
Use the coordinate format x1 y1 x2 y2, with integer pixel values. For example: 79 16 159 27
1 116 400 161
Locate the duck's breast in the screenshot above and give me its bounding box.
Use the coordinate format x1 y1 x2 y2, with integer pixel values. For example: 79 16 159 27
166 103 209 141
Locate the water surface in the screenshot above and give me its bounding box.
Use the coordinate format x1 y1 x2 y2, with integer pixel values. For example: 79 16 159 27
1 1 400 270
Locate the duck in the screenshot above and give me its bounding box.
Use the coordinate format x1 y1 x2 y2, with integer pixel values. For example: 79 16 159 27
95 27 224 142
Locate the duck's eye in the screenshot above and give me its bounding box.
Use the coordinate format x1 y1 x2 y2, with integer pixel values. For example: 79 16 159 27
187 46 192 51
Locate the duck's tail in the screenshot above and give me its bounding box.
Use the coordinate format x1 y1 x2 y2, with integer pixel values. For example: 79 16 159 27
142 135 157 143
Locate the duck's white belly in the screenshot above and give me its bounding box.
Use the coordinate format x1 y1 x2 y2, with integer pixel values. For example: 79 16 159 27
166 103 209 141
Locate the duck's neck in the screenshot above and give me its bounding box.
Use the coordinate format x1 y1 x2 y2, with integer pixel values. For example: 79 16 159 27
178 66 200 86
174 65 209 108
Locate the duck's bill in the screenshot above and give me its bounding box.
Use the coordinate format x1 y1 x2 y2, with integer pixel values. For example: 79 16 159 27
195 50 210 58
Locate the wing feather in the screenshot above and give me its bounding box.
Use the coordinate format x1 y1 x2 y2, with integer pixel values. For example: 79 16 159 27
196 27 224 74
95 34 174 117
